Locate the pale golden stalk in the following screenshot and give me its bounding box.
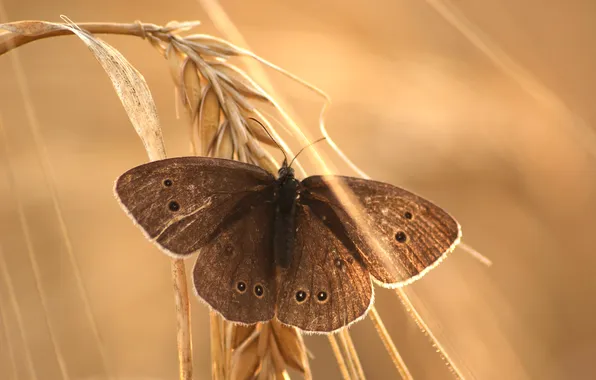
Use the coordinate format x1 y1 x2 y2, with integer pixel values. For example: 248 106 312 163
0 244 37 380
368 306 413 380
328 335 351 380
338 330 366 380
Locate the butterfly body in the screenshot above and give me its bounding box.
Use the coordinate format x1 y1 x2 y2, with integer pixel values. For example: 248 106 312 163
115 156 461 333
273 162 298 269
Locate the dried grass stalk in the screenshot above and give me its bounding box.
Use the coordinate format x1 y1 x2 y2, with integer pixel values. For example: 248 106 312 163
368 306 413 380
328 335 351 380
172 260 193 379
0 272 18 379
0 245 37 380
396 289 464 379
338 330 365 380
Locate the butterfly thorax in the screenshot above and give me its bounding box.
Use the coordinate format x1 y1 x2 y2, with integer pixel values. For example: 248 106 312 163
273 164 299 269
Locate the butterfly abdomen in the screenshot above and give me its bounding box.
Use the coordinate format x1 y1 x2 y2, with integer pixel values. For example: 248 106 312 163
273 177 299 268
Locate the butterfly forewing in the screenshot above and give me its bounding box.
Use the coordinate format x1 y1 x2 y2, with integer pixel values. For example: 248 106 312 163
114 157 275 256
193 197 277 324
276 203 373 333
301 175 461 286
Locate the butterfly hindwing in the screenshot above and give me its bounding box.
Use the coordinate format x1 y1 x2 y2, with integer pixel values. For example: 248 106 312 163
276 203 373 333
114 157 275 256
193 193 277 324
301 175 461 286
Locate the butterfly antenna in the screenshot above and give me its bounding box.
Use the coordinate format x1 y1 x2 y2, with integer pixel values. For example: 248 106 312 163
248 118 288 162
289 137 327 168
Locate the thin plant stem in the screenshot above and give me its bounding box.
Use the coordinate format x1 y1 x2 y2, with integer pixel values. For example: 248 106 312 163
460 242 492 266
223 323 236 377
337 331 360 379
396 289 463 379
0 257 19 380
339 330 366 380
328 335 351 380
210 311 224 380
0 22 161 55
171 260 193 380
0 246 37 380
368 306 413 380
338 334 358 379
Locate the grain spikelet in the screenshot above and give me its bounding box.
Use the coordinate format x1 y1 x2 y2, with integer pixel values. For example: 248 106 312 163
270 320 310 374
166 45 186 87
198 85 221 155
211 61 269 102
181 58 203 118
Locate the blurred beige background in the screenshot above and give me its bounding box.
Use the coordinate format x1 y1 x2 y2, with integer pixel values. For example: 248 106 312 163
1 0 595 379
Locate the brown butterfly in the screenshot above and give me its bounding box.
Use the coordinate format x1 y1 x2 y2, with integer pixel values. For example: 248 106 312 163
114 156 460 333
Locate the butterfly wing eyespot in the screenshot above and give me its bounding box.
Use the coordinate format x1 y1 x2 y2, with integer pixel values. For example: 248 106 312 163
394 231 407 243
316 291 329 303
295 290 308 303
254 284 265 298
168 201 180 212
300 175 461 287
236 281 247 293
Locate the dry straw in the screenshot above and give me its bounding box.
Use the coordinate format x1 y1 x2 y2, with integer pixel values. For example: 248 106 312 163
0 15 471 380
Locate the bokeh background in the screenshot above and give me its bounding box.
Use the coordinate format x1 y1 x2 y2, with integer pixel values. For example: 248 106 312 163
1 0 595 379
